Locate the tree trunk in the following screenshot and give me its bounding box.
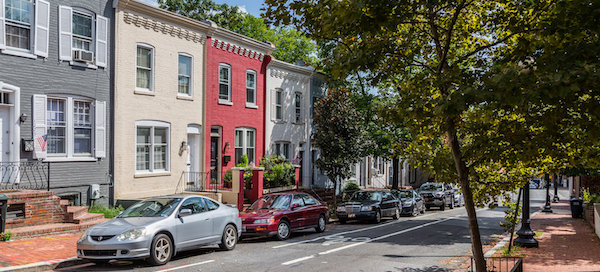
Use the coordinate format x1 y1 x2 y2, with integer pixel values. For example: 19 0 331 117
447 128 486 272
392 157 399 189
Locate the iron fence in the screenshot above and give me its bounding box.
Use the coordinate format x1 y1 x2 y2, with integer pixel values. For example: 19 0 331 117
0 161 49 191
176 171 232 194
470 257 523 272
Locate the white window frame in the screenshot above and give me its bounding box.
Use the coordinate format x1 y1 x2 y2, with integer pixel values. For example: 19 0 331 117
177 53 193 97
57 5 107 68
246 69 257 108
274 89 283 122
294 92 303 124
1 0 50 59
32 94 105 161
135 120 170 174
275 141 290 161
234 127 255 165
71 8 94 54
135 43 154 93
218 63 232 104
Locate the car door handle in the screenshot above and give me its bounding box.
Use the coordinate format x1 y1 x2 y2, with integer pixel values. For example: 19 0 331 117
205 218 211 221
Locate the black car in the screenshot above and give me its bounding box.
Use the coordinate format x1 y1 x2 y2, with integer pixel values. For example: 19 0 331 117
391 189 425 216
419 182 455 210
335 190 400 224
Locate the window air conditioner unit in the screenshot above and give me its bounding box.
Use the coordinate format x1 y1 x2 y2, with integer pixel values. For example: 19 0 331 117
73 50 94 63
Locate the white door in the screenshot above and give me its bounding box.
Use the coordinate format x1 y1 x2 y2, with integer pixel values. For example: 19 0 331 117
0 107 10 183
187 125 201 187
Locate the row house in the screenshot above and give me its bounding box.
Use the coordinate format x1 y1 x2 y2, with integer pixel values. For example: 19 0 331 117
0 0 111 206
265 59 313 188
112 0 210 201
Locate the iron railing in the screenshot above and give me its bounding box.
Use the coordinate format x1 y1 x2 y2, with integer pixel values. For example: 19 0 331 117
0 161 50 191
176 171 233 194
470 257 523 272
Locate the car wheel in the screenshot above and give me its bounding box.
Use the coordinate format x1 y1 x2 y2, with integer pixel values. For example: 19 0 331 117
146 234 172 266
218 224 237 251
392 207 400 220
411 206 418 217
440 201 446 211
339 218 347 224
276 220 291 240
315 215 327 233
373 210 381 223
425 205 430 211
450 197 455 209
420 204 425 214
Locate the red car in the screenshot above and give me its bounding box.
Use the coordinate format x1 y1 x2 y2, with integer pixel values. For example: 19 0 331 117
240 192 329 240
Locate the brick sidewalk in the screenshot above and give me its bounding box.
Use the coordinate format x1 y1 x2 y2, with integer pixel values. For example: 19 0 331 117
0 232 81 268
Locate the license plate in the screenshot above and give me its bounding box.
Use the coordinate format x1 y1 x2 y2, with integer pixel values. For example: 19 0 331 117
424 198 429 201
348 213 355 218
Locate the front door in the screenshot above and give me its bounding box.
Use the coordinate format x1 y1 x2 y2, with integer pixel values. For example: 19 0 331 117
210 137 219 183
0 107 10 183
187 133 200 186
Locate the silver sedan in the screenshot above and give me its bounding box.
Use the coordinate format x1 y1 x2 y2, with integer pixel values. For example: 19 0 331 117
77 194 241 266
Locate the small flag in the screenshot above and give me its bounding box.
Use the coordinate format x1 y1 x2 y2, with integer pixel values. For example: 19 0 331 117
36 135 47 152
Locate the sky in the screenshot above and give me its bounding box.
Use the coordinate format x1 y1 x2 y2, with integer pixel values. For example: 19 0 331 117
138 0 267 18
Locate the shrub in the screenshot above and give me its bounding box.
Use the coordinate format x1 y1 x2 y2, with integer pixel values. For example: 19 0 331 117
343 181 360 192
583 188 600 204
0 231 13 242
261 155 296 188
88 202 124 218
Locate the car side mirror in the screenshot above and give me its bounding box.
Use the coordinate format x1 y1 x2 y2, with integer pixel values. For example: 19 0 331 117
179 208 192 217
291 203 300 209
117 211 123 217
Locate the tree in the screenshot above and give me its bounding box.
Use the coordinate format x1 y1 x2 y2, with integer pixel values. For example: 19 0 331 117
312 88 366 206
263 0 600 270
158 0 317 64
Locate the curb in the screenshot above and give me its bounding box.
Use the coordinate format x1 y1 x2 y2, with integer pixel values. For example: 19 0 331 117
0 257 86 272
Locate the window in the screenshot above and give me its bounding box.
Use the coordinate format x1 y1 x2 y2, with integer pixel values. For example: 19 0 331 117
32 95 106 160
178 54 192 96
275 142 290 161
292 194 304 207
274 89 283 121
180 198 206 214
246 70 256 106
235 127 255 165
136 121 170 173
58 6 107 67
205 198 220 211
219 63 231 102
1 0 49 58
136 44 153 91
295 93 302 123
301 194 317 206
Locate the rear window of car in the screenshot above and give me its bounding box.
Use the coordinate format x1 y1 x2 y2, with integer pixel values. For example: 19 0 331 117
420 184 443 191
206 199 220 211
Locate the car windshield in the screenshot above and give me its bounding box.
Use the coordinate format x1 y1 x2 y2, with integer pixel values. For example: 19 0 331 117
118 198 182 218
349 191 382 202
420 184 443 191
393 191 410 199
248 195 291 210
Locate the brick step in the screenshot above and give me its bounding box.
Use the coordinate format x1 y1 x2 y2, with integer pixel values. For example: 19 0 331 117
72 212 105 224
8 219 109 239
66 206 89 220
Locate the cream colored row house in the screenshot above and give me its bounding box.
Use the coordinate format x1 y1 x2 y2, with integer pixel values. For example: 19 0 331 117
112 0 210 200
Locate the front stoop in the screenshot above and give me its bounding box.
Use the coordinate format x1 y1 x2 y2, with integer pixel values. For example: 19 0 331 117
8 219 109 239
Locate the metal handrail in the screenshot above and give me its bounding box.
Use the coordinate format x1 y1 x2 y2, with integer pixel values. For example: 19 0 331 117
0 161 49 191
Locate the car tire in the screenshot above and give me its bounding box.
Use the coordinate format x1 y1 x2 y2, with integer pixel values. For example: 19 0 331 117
146 234 172 266
440 201 446 211
218 224 237 251
339 218 347 224
450 197 455 209
420 204 425 214
315 215 327 233
373 210 381 224
276 220 291 240
425 205 430 211
411 206 418 217
392 207 400 219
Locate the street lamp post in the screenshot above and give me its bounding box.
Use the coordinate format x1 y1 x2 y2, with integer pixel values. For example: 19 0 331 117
542 173 553 213
514 180 539 248
553 173 559 203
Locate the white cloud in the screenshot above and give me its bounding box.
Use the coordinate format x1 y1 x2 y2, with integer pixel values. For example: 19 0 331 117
237 5 248 14
139 0 159 7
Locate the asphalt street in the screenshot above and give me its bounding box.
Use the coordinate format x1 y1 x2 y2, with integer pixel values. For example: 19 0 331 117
53 188 568 272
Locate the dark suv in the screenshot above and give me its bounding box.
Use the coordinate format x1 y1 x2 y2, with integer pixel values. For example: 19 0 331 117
419 182 454 210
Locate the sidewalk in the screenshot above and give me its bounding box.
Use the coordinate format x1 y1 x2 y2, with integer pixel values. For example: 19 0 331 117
0 200 599 272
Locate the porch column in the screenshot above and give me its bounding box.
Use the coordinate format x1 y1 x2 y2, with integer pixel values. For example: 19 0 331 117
231 167 244 212
251 167 265 203
293 165 300 188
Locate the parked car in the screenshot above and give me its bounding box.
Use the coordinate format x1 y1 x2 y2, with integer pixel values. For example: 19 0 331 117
336 190 400 224
77 195 241 266
453 188 465 207
239 192 329 240
419 182 455 210
391 189 425 216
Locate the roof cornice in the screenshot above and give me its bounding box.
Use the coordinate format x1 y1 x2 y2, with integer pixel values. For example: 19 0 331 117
269 59 314 76
114 0 211 33
210 27 275 54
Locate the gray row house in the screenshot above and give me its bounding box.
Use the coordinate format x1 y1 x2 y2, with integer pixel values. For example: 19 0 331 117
0 0 111 206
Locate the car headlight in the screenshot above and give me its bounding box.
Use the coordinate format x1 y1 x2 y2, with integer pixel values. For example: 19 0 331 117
337 206 346 212
253 218 275 224
403 201 413 207
116 228 147 241
78 229 88 243
360 206 373 212
435 192 443 197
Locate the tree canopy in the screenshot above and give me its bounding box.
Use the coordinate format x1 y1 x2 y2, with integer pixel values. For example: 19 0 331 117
263 0 600 270
157 0 317 64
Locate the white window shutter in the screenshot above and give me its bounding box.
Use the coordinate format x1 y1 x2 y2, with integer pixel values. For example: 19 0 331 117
32 94 47 160
0 0 5 50
94 100 106 158
95 15 108 68
271 89 277 122
34 0 50 58
58 5 72 61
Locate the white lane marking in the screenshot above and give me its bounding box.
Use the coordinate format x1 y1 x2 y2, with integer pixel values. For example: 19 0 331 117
281 255 315 266
157 260 215 271
273 212 439 249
